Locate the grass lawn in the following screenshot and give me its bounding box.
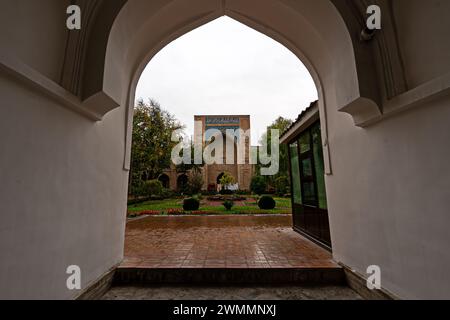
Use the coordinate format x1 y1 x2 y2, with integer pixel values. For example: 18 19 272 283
128 196 292 216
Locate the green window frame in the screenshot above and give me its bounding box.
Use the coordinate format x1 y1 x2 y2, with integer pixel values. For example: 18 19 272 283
289 142 302 205
289 121 328 210
312 122 327 209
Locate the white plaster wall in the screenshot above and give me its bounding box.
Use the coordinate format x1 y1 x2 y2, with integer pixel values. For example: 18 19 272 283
324 1 450 299
0 73 128 299
0 0 129 299
326 93 450 299
1 0 449 300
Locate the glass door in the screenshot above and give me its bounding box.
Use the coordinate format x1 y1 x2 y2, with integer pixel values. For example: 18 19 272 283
289 121 331 249
298 130 318 207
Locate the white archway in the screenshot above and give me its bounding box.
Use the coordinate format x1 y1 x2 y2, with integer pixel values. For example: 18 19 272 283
95 0 375 178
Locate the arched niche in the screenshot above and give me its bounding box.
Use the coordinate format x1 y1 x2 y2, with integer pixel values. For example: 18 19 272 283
70 0 386 173
75 0 381 125
158 174 170 189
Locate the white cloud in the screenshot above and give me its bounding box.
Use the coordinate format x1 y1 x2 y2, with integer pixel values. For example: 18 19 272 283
136 16 318 145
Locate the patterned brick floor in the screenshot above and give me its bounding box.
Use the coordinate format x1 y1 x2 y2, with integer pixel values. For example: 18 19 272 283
121 215 338 269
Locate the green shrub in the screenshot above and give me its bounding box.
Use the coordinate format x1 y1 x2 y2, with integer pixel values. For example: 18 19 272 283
130 179 147 198
202 190 217 196
223 200 234 211
274 176 290 196
250 176 267 195
127 197 150 206
258 196 276 210
161 188 175 199
220 189 234 195
189 172 204 195
219 172 236 190
144 179 163 197
191 194 203 201
183 197 200 211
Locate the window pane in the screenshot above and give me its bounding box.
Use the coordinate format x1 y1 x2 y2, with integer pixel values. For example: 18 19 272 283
312 123 328 209
302 158 313 178
289 143 302 205
302 182 316 204
299 131 311 154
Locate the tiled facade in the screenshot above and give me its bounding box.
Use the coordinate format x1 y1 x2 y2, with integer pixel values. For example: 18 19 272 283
161 115 255 192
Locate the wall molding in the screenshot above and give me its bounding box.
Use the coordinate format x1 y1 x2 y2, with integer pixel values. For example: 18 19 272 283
383 72 450 119
60 0 103 96
0 52 103 121
352 72 450 127
359 0 409 99
4 0 449 129
332 0 409 126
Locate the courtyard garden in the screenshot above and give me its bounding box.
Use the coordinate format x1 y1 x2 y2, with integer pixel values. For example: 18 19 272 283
127 195 292 218
126 101 295 219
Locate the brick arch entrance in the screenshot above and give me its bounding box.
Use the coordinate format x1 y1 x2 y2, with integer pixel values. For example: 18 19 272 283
158 174 170 189
177 174 189 192
216 172 225 185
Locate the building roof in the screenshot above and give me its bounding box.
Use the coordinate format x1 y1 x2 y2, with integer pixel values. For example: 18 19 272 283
280 101 319 144
194 115 250 118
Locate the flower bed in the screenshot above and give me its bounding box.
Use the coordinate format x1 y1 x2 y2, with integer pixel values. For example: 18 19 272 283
127 210 161 218
127 196 291 218
167 209 211 215
190 211 210 215
206 195 247 202
167 209 185 215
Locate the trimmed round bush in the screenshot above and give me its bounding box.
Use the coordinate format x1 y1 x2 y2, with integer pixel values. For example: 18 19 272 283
258 196 276 210
223 200 234 211
183 197 200 211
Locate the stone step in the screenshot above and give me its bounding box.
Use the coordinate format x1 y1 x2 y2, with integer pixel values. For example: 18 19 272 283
102 284 362 300
113 267 346 286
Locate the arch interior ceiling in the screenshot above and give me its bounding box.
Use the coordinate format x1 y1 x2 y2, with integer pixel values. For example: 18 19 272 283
57 0 413 127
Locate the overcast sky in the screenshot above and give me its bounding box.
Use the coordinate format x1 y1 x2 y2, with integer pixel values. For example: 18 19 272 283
136 16 318 145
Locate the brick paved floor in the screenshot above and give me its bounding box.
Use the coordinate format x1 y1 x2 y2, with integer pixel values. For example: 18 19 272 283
121 215 337 269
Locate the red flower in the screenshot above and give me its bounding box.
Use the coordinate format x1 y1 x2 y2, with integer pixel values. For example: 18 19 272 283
167 209 184 215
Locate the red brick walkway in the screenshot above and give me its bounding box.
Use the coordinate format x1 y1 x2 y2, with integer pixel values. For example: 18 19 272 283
121 215 337 269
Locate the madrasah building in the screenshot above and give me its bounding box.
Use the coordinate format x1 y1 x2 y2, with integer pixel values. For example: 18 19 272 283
159 115 255 192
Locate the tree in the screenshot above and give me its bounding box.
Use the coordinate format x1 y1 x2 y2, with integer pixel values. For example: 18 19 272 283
188 172 204 195
274 176 289 196
257 116 293 186
129 99 184 196
175 140 204 174
219 173 236 190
